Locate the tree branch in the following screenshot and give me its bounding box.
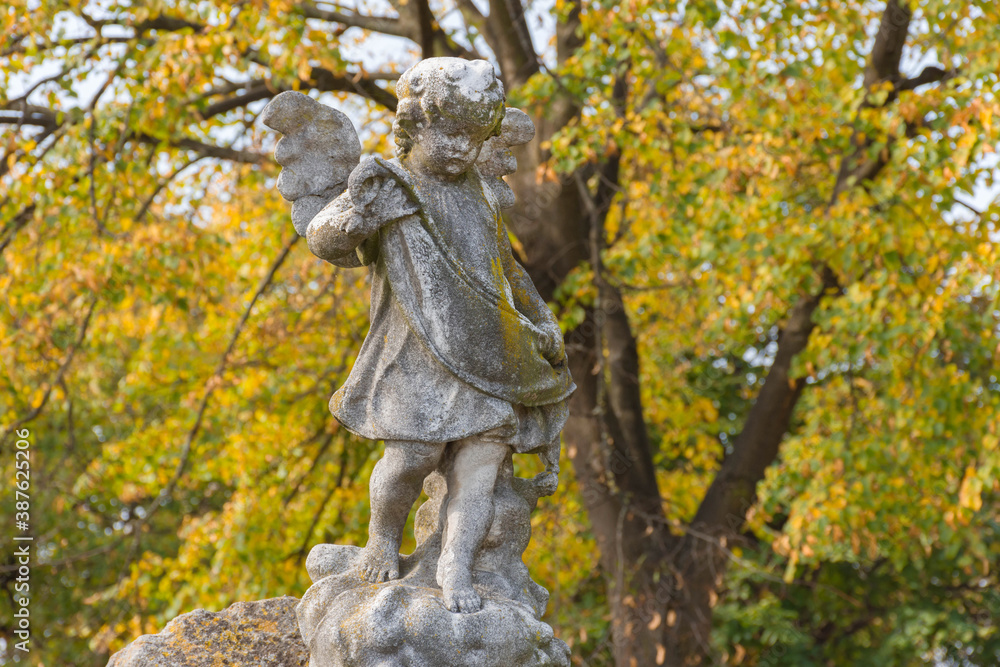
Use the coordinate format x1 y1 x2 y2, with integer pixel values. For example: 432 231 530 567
415 0 436 57
864 0 912 88
140 232 300 528
245 51 401 111
300 1 477 59
0 104 267 163
132 15 206 34
80 10 206 37
306 66 399 111
0 299 98 445
0 104 61 131
692 267 840 532
455 0 486 28
481 0 540 88
299 2 409 38
832 0 913 204
199 80 275 118
0 205 36 257
897 65 956 92
691 1 918 543
136 132 267 163
135 156 207 222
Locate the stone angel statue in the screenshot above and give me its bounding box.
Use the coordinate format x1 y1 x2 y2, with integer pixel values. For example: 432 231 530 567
262 58 573 667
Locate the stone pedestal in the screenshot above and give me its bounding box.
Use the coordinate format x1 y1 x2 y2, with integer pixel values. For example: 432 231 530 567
295 452 570 667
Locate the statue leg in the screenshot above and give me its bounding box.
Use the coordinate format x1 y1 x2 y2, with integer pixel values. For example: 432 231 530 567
436 437 509 613
359 439 445 583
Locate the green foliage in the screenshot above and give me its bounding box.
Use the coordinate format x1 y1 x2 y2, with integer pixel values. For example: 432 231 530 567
529 0 1000 662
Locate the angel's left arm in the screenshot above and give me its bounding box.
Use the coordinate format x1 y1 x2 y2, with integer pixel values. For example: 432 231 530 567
497 218 560 333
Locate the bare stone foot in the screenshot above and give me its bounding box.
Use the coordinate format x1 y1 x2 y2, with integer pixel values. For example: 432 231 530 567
443 584 481 613
440 569 481 613
358 538 400 583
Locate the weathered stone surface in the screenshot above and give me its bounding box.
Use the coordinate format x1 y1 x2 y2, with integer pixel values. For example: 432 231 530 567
478 107 536 209
302 584 569 667
106 596 307 667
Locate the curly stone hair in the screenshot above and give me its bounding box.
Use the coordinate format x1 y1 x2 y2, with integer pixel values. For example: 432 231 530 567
393 58 506 157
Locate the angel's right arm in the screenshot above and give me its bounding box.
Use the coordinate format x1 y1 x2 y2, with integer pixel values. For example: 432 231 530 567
306 192 368 268
306 173 419 269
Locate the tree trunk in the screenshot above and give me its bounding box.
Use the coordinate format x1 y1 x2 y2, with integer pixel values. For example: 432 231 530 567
502 2 919 665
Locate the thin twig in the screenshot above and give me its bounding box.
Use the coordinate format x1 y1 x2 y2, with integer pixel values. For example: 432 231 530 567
1 299 98 445
149 232 300 522
87 55 130 237
135 155 206 222
294 438 350 560
114 232 301 582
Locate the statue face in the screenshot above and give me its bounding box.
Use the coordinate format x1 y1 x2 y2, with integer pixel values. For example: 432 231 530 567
408 117 492 179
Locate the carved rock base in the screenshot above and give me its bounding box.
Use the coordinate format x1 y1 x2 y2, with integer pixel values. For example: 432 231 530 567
297 569 568 667
296 450 570 667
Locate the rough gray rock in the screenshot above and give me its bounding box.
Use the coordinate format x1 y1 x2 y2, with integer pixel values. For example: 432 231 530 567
301 584 569 667
106 596 307 667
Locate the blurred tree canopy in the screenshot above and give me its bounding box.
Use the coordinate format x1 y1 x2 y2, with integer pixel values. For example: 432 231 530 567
2 0 999 665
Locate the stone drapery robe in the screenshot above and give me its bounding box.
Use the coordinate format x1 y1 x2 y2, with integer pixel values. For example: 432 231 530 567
306 157 574 452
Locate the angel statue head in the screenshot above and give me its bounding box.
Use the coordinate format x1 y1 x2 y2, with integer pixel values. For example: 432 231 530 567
393 58 506 179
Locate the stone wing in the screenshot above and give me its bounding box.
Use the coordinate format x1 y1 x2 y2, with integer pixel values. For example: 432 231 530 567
476 107 535 210
261 91 362 235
